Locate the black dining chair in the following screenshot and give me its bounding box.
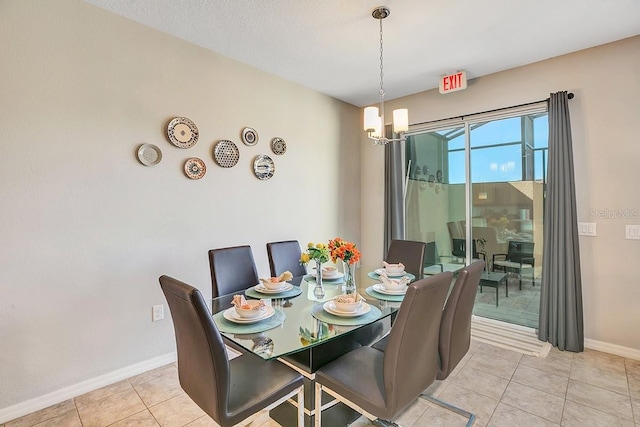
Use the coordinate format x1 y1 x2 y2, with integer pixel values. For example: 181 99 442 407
434 259 485 380
492 240 535 289
208 245 259 298
385 239 426 280
313 272 452 426
371 261 484 426
266 240 307 277
160 275 304 427
419 260 484 426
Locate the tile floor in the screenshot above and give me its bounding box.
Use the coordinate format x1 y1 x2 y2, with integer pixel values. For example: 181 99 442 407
5 342 640 426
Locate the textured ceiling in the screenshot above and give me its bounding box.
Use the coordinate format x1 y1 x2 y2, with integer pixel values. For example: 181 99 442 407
84 0 640 107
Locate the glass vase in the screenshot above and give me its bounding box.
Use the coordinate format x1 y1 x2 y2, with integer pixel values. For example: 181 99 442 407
343 260 356 294
313 259 325 299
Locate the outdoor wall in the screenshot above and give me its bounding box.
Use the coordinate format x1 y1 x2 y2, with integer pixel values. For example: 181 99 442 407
361 36 640 353
0 0 361 416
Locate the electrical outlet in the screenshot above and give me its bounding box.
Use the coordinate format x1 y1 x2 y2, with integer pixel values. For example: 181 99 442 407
152 304 164 322
626 225 640 240
578 222 596 236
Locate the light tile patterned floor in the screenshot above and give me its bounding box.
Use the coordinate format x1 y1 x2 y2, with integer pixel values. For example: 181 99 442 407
5 342 640 426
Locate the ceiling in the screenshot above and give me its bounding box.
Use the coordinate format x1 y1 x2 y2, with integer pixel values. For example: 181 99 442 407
84 0 640 107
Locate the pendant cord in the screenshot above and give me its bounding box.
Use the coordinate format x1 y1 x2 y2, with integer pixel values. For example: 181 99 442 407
379 15 385 138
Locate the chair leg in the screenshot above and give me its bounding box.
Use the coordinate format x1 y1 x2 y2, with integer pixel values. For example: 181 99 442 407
420 393 476 427
297 385 304 427
314 382 322 427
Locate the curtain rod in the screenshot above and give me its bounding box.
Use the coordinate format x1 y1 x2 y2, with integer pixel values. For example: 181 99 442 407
411 92 574 128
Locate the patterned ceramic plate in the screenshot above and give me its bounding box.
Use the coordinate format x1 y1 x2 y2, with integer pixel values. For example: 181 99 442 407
184 157 206 179
241 127 258 146
213 140 240 168
137 143 162 166
253 155 275 180
167 117 199 148
271 137 286 155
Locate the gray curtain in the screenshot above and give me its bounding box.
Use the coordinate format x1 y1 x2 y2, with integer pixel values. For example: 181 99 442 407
538 91 584 352
384 132 405 258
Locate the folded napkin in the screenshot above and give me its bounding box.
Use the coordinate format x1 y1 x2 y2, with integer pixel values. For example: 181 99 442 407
259 270 293 286
334 293 364 304
232 295 265 310
382 261 405 270
379 274 410 288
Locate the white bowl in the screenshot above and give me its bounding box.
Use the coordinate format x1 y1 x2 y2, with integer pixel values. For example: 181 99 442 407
322 266 339 278
234 300 267 319
263 280 287 290
384 263 405 274
332 294 362 312
382 279 407 292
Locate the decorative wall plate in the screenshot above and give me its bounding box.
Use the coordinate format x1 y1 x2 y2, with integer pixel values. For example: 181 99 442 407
271 137 286 155
253 155 275 180
213 140 240 168
167 117 199 148
241 127 258 146
137 143 162 166
184 157 206 179
436 169 443 182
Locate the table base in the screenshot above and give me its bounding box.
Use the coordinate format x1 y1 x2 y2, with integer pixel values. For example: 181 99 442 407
270 319 390 426
270 377 361 427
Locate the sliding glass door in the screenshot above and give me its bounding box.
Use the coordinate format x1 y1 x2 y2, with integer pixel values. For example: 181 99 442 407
404 107 547 329
405 127 467 275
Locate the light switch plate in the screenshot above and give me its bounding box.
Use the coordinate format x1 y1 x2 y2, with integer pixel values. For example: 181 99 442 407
578 222 597 236
626 225 640 240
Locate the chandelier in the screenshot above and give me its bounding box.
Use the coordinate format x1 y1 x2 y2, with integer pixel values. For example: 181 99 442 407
364 6 408 145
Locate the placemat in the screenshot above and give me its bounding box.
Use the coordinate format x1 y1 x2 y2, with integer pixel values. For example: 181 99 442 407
310 303 382 326
213 309 286 334
365 286 405 302
367 271 416 281
245 286 303 300
304 274 344 284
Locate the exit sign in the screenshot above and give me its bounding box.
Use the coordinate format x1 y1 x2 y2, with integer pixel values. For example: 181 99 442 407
439 71 467 94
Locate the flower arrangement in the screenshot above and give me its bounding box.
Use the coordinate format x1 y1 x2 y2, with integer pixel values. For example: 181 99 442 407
328 237 361 265
299 242 330 265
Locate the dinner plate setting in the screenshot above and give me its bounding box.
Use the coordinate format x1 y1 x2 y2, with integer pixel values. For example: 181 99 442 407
365 285 406 302
223 305 275 324
323 301 371 318
322 271 344 281
213 305 286 334
368 269 415 281
372 283 407 295
254 283 294 294
311 302 382 326
244 283 303 300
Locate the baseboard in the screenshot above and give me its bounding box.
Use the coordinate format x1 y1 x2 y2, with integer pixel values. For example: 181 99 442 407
584 338 640 361
0 352 177 424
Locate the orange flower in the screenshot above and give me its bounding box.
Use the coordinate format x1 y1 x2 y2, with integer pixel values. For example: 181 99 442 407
328 237 361 264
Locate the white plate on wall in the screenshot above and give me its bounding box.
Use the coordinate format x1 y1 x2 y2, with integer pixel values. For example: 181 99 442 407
137 143 162 166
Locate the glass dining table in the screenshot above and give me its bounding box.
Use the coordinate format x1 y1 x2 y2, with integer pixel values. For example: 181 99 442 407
206 265 406 427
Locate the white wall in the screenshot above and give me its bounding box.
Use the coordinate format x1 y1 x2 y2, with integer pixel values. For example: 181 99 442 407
361 36 640 351
0 0 361 411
